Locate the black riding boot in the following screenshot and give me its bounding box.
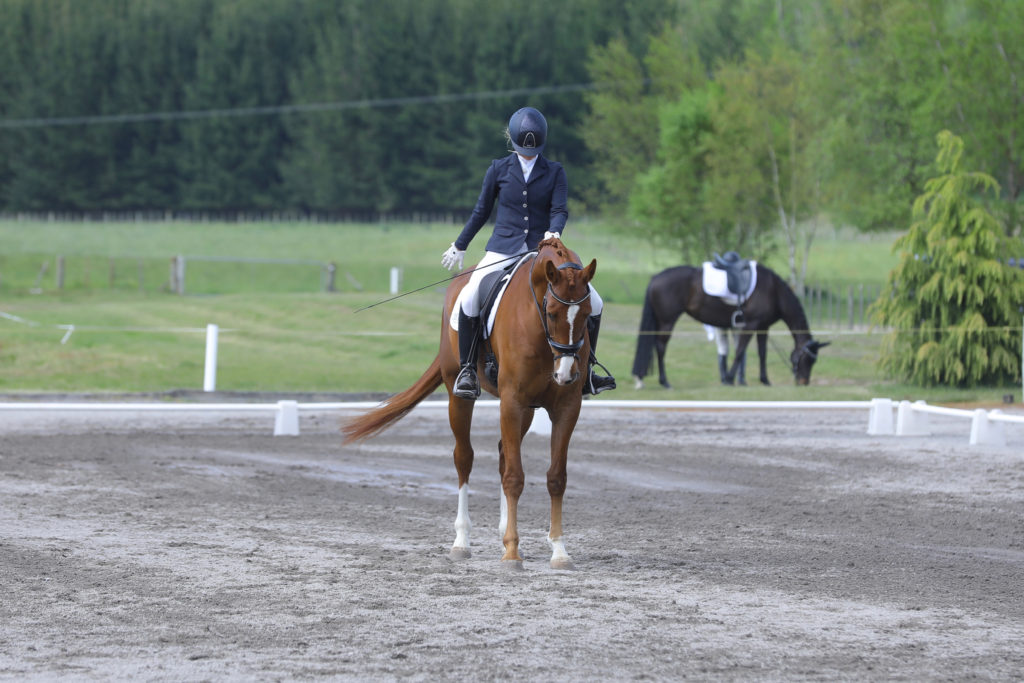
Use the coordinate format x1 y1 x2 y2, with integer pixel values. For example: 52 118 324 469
584 314 616 395
454 310 482 400
717 354 729 384
736 352 747 386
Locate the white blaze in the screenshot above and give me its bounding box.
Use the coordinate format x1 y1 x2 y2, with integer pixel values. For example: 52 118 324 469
553 303 581 384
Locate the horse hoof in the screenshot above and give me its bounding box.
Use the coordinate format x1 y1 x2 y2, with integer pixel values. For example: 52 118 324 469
449 546 471 560
659 382 672 390
550 557 575 571
632 376 644 390
502 559 524 571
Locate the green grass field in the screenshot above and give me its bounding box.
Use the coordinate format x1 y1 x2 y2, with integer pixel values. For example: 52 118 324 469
1 218 1019 404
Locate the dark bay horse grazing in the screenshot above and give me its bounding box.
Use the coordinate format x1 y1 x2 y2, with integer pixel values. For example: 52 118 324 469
631 263 829 389
343 238 596 569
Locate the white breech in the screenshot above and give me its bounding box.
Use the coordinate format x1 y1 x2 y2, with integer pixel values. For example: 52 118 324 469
457 249 604 318
713 327 730 356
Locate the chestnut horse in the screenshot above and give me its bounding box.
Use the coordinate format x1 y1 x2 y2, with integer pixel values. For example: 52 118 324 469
343 237 596 569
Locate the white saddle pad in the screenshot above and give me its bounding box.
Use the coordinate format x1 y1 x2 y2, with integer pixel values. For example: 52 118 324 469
449 253 535 337
701 261 757 305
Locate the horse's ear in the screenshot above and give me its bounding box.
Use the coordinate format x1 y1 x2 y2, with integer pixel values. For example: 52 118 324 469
583 259 597 283
812 340 831 350
544 259 559 284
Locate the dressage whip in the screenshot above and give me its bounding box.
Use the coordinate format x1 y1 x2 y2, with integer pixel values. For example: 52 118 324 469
353 250 537 312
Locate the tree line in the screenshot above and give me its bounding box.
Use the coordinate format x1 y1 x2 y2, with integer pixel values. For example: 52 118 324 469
0 0 670 215
1 1 1022 259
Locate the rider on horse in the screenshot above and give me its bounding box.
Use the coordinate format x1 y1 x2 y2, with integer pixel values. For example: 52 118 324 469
441 106 616 400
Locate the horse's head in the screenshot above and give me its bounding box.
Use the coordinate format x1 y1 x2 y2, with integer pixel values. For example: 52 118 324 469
534 240 597 387
791 339 830 385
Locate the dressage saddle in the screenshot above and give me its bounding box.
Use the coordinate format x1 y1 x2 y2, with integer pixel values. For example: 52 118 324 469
712 251 752 300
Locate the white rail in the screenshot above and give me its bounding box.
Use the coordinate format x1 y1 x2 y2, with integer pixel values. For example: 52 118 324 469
0 397 1018 445
867 398 1022 446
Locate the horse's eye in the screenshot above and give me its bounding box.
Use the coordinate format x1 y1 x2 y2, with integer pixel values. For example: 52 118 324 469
547 313 556 321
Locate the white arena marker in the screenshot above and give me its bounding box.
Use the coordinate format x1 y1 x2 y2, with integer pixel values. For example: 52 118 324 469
896 400 931 436
274 400 300 436
528 409 552 436
969 408 1005 447
203 323 219 392
866 397 894 435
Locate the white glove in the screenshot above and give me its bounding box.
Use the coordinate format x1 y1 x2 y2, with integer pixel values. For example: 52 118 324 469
544 231 561 241
441 243 465 271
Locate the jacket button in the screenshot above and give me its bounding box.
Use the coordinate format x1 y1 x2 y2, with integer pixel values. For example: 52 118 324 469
523 216 529 220
522 190 527 195
522 203 527 207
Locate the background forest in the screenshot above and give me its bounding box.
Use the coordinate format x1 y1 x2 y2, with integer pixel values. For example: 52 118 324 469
3 2 1022 250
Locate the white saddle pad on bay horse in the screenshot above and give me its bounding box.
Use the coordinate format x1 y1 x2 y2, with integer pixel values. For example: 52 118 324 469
701 261 757 305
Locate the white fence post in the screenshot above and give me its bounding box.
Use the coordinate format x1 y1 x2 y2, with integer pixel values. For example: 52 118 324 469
175 254 186 295
390 266 402 295
203 324 218 392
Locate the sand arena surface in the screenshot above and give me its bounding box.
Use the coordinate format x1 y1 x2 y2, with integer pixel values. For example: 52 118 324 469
1 402 1023 680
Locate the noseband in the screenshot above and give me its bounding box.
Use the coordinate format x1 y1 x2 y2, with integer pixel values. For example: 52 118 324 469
531 260 591 364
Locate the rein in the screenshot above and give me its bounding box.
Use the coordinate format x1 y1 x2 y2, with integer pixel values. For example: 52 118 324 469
529 257 591 362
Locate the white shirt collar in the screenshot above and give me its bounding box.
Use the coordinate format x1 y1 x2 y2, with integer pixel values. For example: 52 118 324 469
517 154 538 182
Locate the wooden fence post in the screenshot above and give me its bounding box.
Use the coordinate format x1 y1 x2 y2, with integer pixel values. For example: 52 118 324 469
169 255 185 295
324 262 337 292
847 285 854 329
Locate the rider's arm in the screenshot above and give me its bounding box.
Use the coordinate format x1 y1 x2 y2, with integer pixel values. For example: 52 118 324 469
453 160 499 251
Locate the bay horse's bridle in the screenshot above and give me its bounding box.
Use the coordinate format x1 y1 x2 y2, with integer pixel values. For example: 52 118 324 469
791 339 820 374
530 258 592 369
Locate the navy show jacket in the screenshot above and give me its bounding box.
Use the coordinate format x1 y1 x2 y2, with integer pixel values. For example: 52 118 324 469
453 153 568 254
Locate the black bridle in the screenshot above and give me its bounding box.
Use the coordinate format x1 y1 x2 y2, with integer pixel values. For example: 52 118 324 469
530 259 592 365
790 339 820 377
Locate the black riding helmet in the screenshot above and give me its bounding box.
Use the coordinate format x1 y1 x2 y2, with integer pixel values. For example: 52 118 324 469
507 107 547 157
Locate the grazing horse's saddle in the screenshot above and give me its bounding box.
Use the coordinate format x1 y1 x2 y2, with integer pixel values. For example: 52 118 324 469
702 253 758 327
712 251 753 299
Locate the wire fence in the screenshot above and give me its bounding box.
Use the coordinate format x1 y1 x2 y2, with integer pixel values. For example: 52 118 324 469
0 251 890 327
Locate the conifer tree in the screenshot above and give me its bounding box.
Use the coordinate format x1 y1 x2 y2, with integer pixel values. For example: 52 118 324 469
871 131 1024 387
